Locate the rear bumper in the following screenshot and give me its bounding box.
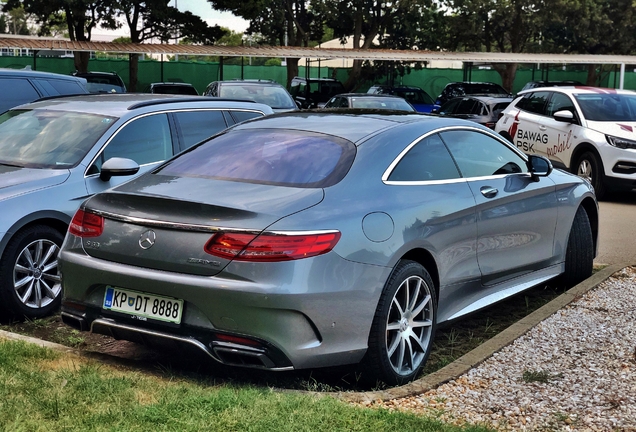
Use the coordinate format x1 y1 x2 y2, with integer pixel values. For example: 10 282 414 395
59 243 390 371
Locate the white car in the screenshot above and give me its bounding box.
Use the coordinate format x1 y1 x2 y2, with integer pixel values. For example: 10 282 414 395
495 86 636 198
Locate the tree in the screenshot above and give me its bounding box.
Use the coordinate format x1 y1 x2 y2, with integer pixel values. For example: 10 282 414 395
106 0 225 91
440 0 544 92
541 0 636 85
207 0 323 86
3 0 113 72
1 2 31 35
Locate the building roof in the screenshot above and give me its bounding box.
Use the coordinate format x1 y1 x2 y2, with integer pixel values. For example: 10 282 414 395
2 35 636 65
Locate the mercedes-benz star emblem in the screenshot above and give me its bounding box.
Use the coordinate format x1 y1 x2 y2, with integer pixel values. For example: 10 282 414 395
139 230 156 249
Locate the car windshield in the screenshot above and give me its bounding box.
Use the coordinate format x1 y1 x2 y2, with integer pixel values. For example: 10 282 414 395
219 84 295 109
350 97 415 111
464 83 507 94
574 93 636 121
0 109 116 169
81 75 125 94
394 89 434 105
307 81 346 103
157 129 356 188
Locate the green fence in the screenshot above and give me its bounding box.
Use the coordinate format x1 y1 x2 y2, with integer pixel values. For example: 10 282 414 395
0 55 630 97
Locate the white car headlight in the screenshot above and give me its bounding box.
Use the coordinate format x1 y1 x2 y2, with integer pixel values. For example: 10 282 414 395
606 134 636 150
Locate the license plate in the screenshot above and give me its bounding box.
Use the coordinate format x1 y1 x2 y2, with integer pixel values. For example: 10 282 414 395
103 286 183 324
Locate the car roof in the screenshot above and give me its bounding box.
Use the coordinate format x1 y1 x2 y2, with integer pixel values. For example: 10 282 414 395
232 111 481 143
335 93 405 99
219 80 284 87
151 82 195 87
13 94 274 116
0 67 85 82
451 95 514 103
518 86 636 96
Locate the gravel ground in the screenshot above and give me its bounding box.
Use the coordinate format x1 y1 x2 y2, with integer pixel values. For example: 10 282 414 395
372 266 636 431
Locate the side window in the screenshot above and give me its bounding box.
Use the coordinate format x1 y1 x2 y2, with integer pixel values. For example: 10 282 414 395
388 133 461 181
440 130 528 178
515 91 550 115
455 99 477 114
45 79 85 95
94 114 172 172
439 98 461 114
230 110 264 124
546 93 576 117
173 110 228 149
0 78 40 112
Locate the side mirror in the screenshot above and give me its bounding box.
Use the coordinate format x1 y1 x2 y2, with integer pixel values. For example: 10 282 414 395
527 155 553 180
553 110 575 123
100 157 140 181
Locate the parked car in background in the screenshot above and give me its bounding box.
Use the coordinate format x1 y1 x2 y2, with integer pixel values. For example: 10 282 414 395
436 81 510 106
366 85 436 113
289 76 346 109
495 86 636 199
520 80 584 92
147 82 199 95
203 79 297 113
59 111 596 386
432 95 513 129
324 93 416 111
0 68 88 113
0 94 273 320
72 71 126 94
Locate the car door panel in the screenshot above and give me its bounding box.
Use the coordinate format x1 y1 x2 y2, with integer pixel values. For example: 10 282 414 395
439 128 559 286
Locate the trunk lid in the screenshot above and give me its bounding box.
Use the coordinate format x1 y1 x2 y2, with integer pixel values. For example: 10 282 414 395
82 175 324 276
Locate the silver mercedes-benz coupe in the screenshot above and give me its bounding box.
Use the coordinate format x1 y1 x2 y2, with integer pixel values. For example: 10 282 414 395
59 111 597 385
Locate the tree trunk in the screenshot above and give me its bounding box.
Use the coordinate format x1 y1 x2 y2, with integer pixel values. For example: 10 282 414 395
492 62 518 93
286 58 299 87
586 64 600 86
344 59 363 91
129 54 139 92
73 52 90 73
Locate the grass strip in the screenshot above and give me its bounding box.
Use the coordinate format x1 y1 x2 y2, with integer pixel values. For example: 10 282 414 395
0 340 493 432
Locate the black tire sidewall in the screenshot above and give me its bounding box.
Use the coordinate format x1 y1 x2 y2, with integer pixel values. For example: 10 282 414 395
563 207 594 287
364 260 437 386
0 225 64 320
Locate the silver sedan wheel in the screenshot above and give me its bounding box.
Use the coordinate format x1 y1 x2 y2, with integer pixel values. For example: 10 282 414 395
13 239 61 309
577 158 593 182
385 275 434 376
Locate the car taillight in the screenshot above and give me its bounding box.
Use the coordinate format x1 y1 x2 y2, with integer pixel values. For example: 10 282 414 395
204 231 341 262
485 122 496 129
69 209 104 238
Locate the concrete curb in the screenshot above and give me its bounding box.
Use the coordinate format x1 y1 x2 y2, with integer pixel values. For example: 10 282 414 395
335 263 625 403
0 264 626 402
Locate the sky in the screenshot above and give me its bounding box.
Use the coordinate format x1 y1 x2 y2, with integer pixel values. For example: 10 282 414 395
92 0 249 41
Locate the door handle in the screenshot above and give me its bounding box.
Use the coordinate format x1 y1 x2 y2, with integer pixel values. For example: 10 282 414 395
539 126 547 131
480 186 498 198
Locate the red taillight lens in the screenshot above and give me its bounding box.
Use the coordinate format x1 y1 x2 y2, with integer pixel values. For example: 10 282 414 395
204 231 341 262
68 209 104 238
485 122 496 129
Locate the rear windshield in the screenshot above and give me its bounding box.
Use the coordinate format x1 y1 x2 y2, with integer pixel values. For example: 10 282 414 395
0 109 116 169
152 85 198 95
574 93 636 121
157 129 356 188
350 97 414 111
219 84 296 109
393 89 434 105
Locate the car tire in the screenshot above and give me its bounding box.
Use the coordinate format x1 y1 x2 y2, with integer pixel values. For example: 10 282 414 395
562 207 594 287
574 151 606 199
0 225 63 320
362 260 437 386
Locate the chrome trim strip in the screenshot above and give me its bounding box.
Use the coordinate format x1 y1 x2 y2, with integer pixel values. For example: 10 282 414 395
88 209 339 237
91 318 216 357
382 125 529 185
211 341 266 353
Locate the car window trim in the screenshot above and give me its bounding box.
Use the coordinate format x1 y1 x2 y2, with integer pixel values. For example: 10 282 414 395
382 125 528 184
